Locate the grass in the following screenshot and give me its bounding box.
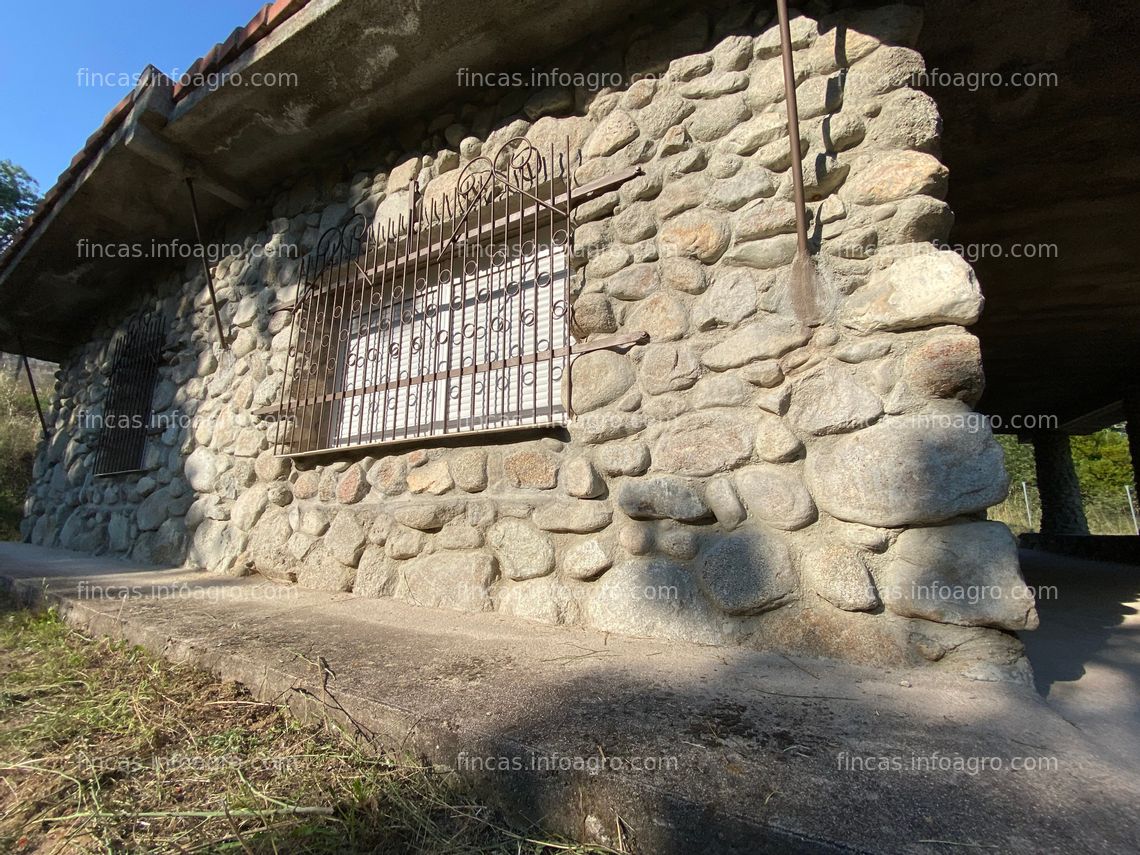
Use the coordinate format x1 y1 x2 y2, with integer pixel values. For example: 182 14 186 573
0 597 616 854
989 487 1139 537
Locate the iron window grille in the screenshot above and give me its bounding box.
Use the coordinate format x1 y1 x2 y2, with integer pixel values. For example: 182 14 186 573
94 312 165 476
275 138 582 457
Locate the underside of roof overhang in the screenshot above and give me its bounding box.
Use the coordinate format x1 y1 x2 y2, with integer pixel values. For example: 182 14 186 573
919 0 1140 428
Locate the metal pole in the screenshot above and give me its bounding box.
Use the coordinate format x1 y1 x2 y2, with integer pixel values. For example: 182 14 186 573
1126 485 1139 535
1022 481 1034 529
185 176 229 348
775 0 809 260
20 350 49 440
774 0 821 328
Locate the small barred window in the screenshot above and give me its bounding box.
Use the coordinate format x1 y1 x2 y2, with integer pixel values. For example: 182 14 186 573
94 313 165 476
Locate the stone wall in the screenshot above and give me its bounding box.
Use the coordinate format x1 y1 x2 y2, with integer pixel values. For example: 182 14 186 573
21 1 1038 682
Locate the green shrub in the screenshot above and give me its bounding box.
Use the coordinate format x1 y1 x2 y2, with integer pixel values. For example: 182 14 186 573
994 428 1137 535
0 373 40 540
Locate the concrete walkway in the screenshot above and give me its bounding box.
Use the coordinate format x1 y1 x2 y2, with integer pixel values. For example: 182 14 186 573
1 542 1137 854
1019 548 1140 764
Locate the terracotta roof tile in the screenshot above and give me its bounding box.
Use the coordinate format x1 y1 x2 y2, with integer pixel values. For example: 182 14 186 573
218 27 245 66
243 7 270 42
266 0 301 28
172 0 308 102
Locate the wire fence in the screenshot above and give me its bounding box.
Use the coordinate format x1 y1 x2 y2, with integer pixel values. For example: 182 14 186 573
989 481 1140 536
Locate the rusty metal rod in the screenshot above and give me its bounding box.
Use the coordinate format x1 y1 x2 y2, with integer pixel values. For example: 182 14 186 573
185 177 229 348
776 0 810 259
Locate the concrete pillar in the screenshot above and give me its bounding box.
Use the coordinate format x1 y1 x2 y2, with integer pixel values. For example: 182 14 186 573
1032 430 1089 535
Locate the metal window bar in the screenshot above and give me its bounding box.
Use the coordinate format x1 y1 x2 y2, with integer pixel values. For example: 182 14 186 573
275 138 576 457
94 313 165 476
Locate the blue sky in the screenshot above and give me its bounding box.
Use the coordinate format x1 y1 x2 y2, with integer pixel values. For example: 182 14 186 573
0 1 263 193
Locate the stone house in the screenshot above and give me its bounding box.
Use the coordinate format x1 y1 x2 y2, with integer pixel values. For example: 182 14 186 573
0 0 1047 682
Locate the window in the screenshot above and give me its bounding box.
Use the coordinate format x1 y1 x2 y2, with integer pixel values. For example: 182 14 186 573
94 312 165 476
275 140 577 456
333 236 570 446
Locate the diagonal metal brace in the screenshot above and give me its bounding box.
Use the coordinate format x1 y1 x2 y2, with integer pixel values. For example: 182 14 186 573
566 330 650 418
185 177 229 349
17 338 50 441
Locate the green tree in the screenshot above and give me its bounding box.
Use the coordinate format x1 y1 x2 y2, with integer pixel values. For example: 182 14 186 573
0 160 40 251
995 427 1136 534
1072 426 1135 518
996 434 1036 488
